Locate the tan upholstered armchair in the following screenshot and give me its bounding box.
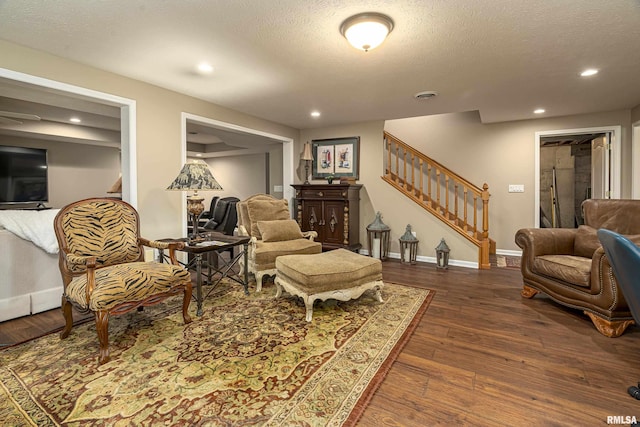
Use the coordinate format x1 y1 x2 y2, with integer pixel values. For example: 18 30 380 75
54 198 193 365
516 199 640 337
237 194 322 291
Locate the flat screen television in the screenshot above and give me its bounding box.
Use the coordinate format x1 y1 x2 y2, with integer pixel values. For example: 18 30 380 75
0 145 49 205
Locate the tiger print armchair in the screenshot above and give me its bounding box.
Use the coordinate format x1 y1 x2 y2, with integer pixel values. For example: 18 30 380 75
54 198 193 365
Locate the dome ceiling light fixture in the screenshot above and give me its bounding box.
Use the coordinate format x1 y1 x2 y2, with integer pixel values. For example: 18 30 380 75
340 12 394 52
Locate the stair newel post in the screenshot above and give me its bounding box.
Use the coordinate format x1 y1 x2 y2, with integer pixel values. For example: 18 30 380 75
479 182 491 269
481 183 490 241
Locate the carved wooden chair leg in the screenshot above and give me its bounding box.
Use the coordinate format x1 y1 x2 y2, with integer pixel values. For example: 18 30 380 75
60 295 74 339
95 310 111 365
182 284 193 324
521 285 540 298
584 312 635 338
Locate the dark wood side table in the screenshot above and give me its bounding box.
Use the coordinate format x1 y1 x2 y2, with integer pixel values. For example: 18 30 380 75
159 232 249 316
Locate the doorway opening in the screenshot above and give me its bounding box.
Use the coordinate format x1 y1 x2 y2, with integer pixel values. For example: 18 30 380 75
0 68 137 206
534 126 621 229
180 112 294 237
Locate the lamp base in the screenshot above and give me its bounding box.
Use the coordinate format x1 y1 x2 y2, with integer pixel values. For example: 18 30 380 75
304 163 310 185
187 194 205 242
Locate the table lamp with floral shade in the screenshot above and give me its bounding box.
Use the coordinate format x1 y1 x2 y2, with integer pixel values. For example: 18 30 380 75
167 160 222 242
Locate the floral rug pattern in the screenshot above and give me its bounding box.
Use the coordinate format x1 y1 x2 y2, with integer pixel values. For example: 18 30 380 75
0 281 431 426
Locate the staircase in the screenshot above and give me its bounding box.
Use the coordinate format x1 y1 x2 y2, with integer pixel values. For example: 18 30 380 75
383 131 493 269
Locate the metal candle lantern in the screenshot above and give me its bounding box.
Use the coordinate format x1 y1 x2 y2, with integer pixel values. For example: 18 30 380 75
435 238 450 269
366 211 390 260
399 224 419 264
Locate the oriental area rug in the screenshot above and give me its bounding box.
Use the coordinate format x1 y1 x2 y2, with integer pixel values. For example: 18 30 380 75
0 280 432 426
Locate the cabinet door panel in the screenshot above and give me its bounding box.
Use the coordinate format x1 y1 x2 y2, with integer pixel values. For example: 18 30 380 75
300 200 325 242
322 200 345 246
292 184 362 251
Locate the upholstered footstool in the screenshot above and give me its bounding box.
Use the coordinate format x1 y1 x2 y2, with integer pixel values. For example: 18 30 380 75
274 248 384 321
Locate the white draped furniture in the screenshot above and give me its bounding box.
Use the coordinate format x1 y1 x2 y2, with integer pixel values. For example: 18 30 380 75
0 209 63 322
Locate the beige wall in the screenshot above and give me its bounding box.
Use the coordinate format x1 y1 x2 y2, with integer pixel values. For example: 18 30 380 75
197 142 284 211
200 153 268 208
0 135 120 208
0 40 298 239
632 104 640 123
385 109 634 253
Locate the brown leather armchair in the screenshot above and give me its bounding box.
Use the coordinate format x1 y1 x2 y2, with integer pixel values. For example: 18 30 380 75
515 199 640 337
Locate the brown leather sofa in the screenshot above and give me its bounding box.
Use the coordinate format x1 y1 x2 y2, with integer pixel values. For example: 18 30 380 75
515 199 640 337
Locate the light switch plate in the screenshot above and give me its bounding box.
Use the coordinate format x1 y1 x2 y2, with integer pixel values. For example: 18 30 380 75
273 185 283 192
508 184 525 193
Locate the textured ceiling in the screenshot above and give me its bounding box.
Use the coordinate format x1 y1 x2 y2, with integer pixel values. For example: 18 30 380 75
0 0 639 130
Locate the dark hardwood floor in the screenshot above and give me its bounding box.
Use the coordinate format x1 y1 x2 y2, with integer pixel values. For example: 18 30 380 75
2 260 640 425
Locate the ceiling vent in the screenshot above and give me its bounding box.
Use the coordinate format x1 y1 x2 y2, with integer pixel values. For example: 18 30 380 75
414 91 438 100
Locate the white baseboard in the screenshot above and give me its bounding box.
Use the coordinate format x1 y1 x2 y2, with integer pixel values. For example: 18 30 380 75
496 249 522 257
31 287 63 314
0 288 63 322
0 295 30 322
358 250 479 269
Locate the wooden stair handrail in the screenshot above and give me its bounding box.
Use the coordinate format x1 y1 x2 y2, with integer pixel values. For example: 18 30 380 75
383 131 492 269
384 131 485 196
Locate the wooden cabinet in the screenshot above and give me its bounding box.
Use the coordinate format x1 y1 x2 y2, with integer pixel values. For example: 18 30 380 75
292 184 362 251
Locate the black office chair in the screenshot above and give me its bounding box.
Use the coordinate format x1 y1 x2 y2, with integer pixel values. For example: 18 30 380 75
203 197 239 236
203 196 220 221
202 197 239 259
597 228 640 400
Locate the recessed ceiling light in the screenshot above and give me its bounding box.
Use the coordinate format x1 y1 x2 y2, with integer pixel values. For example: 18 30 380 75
534 108 546 114
414 90 438 100
70 117 81 123
197 63 214 74
580 69 598 77
310 111 321 118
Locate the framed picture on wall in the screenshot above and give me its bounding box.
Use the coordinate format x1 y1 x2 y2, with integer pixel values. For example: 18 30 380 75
311 136 360 179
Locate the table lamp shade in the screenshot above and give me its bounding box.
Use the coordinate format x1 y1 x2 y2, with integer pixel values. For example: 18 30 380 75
166 161 222 191
301 142 313 161
301 142 314 184
167 161 222 242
